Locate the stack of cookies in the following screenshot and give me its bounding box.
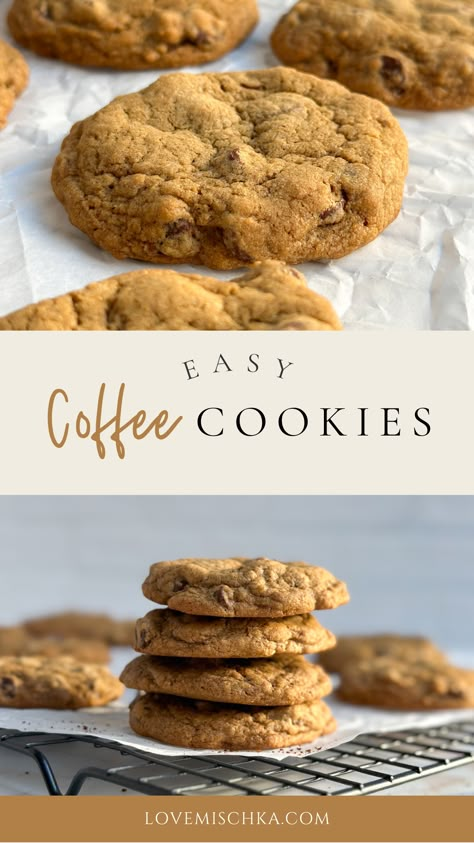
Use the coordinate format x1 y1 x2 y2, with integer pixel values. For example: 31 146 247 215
121 557 349 751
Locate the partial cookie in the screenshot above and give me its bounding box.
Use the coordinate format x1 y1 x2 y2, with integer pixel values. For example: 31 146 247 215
51 68 408 270
0 656 123 708
23 612 135 646
121 654 332 706
320 634 447 674
0 262 342 331
135 608 336 658
271 0 474 111
142 557 349 617
0 626 109 663
337 657 474 710
8 0 258 70
0 38 28 129
130 692 336 749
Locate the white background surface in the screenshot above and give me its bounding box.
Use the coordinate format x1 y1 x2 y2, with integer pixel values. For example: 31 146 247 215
0 496 473 793
1 0 474 328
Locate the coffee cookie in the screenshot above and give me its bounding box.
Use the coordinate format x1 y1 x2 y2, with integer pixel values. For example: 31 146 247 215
24 612 135 646
0 262 342 331
135 609 336 658
8 0 258 70
0 656 123 708
0 626 109 663
142 557 349 617
121 654 332 706
51 68 408 269
0 38 28 129
130 692 336 749
337 657 474 709
271 0 474 111
320 634 447 673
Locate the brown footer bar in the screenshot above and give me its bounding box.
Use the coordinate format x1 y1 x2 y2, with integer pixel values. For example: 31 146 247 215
0 795 473 843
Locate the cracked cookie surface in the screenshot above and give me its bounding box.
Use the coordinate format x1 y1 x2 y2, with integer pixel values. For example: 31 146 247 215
142 557 349 617
320 634 447 673
8 0 258 69
24 611 135 646
121 654 332 705
135 608 336 658
130 692 336 749
0 37 28 129
337 657 474 709
0 626 109 663
0 655 123 708
0 262 342 331
51 67 408 269
271 0 474 110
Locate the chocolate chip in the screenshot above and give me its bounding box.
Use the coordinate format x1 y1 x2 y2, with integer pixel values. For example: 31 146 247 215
326 58 338 75
227 149 241 162
161 219 199 258
194 30 212 46
319 197 345 223
380 55 406 95
221 229 252 263
0 677 15 698
171 578 187 593
167 219 192 236
138 629 150 648
214 585 232 608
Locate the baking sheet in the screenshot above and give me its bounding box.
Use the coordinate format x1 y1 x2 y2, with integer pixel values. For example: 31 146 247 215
1 648 473 759
1 0 474 330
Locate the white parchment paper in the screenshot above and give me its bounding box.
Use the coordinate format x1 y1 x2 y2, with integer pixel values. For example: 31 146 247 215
1 649 473 759
1 0 474 329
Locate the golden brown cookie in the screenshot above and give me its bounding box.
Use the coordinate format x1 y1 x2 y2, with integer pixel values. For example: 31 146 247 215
142 557 349 617
319 634 447 673
0 626 109 663
0 656 123 708
0 262 342 331
135 609 336 658
51 68 408 270
0 37 28 129
121 654 332 706
23 612 135 646
337 657 474 709
8 0 258 70
271 0 474 111
130 692 336 749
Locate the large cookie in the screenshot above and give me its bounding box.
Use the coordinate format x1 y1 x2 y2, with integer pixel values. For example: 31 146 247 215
319 633 447 673
8 0 258 70
23 611 135 646
129 692 336 749
51 68 408 270
121 654 332 705
0 656 123 708
0 262 342 331
271 0 474 111
142 558 349 617
135 609 336 658
337 657 474 709
0 38 28 129
0 626 109 663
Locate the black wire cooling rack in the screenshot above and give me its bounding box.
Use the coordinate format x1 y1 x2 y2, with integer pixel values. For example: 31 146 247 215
1 721 474 796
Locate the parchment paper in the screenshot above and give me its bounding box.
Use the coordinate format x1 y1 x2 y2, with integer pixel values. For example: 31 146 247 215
1 0 474 329
1 648 472 759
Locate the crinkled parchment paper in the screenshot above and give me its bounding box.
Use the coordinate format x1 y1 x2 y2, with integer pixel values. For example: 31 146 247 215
1 0 474 329
1 648 473 759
